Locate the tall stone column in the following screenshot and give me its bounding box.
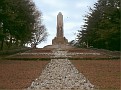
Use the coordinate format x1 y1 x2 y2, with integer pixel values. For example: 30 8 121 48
45 12 73 49
57 12 63 37
52 12 68 46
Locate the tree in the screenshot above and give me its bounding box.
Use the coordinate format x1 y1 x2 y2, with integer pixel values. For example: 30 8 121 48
76 0 120 51
69 40 76 46
31 24 47 48
0 0 47 50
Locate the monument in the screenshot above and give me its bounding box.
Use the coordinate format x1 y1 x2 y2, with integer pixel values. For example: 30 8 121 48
52 12 68 45
44 12 73 49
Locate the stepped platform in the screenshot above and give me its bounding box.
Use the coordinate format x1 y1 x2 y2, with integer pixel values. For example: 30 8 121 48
5 48 120 60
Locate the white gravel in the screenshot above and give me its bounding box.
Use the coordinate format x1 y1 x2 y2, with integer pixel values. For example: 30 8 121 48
27 59 96 90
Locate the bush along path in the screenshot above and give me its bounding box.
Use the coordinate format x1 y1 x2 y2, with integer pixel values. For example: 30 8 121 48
26 49 98 90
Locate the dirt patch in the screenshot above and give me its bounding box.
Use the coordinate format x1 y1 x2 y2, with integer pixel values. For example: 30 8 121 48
0 60 49 89
71 60 120 89
0 59 120 89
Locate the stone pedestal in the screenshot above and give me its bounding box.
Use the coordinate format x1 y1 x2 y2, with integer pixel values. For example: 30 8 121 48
52 37 68 45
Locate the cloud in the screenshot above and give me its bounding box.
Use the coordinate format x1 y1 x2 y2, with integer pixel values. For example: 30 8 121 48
41 0 66 8
50 11 69 18
64 22 80 30
76 2 90 8
43 15 53 22
33 0 98 48
76 0 97 9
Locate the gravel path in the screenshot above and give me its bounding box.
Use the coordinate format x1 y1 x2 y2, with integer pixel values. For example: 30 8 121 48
27 59 96 90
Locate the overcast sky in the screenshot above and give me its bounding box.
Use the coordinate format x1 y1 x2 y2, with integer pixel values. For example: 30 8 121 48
33 0 97 48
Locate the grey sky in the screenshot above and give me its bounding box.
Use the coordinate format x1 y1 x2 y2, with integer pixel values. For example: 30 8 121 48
33 0 97 48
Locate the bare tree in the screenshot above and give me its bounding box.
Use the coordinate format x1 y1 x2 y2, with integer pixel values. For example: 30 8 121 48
31 23 48 48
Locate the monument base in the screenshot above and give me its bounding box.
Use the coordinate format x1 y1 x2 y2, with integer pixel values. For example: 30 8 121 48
52 37 68 45
44 44 74 49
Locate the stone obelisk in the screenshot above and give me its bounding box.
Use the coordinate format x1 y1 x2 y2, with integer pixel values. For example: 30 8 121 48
44 12 73 49
57 12 63 37
52 12 68 45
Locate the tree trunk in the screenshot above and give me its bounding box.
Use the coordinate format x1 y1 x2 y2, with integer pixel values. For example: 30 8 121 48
15 39 19 47
8 36 12 49
0 39 4 50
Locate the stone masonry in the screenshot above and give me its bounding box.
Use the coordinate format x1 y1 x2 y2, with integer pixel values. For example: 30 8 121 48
52 12 68 45
44 12 73 49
